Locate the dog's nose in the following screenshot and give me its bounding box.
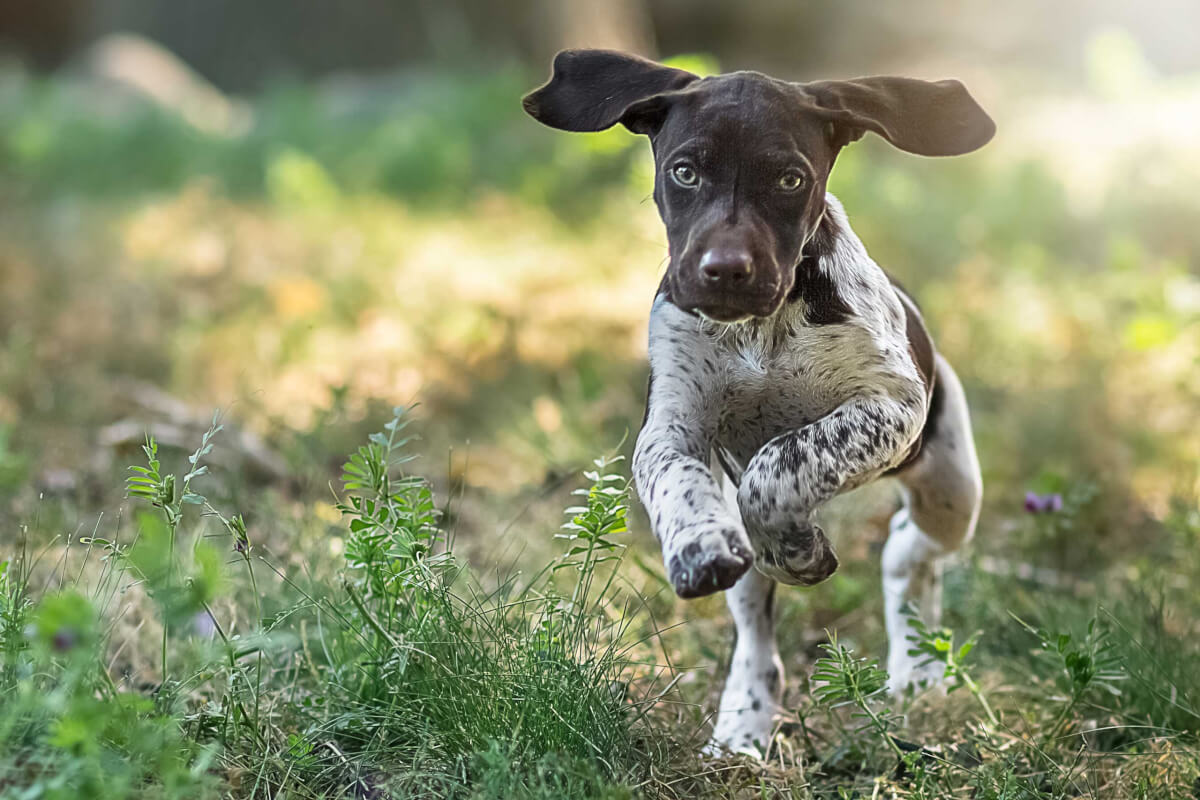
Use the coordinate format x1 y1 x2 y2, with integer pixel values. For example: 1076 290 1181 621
698 248 753 285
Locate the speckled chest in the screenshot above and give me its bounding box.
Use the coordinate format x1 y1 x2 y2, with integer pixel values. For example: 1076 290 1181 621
713 318 885 465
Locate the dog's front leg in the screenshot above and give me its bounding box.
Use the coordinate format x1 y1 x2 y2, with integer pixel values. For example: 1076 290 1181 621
738 392 925 585
633 301 752 599
635 422 751 598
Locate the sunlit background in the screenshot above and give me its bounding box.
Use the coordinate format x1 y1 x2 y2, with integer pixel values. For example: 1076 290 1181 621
3 0 1196 537
1 2 1199 792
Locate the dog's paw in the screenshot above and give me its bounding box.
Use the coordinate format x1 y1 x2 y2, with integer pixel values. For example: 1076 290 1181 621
753 523 839 586
703 729 768 759
665 525 752 599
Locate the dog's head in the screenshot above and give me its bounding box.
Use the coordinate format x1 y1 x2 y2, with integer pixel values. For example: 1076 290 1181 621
524 50 994 322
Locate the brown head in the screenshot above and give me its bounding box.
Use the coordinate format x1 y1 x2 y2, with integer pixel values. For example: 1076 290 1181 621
523 50 994 322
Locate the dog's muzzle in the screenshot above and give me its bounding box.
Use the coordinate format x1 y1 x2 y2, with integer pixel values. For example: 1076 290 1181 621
673 249 783 321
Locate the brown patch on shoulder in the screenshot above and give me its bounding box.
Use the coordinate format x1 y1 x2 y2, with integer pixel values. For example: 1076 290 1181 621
885 279 937 474
788 211 854 325
892 281 936 400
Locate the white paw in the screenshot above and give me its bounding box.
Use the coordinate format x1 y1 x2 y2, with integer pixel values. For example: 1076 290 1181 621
705 727 768 759
709 699 776 759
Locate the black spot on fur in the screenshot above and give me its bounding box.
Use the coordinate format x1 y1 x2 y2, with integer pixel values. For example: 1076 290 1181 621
787 215 852 325
775 435 807 473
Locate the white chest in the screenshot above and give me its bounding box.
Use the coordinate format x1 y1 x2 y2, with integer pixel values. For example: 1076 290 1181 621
715 320 887 461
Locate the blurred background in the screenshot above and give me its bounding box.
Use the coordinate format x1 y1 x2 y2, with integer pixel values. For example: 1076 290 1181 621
1 0 1198 660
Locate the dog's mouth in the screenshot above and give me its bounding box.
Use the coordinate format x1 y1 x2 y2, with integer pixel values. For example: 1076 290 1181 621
688 292 785 323
668 266 787 322
694 305 755 324
687 289 785 323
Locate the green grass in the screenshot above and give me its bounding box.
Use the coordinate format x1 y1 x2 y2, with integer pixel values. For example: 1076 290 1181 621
2 410 661 798
2 409 1199 798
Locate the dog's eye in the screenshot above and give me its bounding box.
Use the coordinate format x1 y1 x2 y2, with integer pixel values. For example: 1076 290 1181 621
777 171 805 192
671 164 699 188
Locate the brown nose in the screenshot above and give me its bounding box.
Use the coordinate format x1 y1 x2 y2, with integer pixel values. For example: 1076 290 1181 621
698 248 753 285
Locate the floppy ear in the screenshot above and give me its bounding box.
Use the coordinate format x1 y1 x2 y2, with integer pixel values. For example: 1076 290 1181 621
804 76 995 156
523 49 699 135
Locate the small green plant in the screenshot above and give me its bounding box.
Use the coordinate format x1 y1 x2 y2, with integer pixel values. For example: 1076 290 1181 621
551 454 630 656
1012 613 1125 742
125 418 227 681
339 405 448 597
810 634 955 798
0 551 33 680
906 617 999 726
811 632 903 760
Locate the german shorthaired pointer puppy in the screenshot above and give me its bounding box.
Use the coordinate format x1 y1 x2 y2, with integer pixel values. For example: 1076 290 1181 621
524 50 992 756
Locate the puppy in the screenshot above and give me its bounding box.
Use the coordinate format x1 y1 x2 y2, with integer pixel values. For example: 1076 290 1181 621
524 50 990 755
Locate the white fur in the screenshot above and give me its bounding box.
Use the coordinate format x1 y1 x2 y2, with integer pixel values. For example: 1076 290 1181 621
884 353 982 692
709 475 784 756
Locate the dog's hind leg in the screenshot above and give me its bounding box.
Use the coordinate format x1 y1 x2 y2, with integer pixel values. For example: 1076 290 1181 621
709 472 783 756
882 354 982 693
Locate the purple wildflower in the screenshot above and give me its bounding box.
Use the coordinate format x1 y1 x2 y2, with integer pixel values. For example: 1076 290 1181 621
1024 491 1064 514
52 628 79 653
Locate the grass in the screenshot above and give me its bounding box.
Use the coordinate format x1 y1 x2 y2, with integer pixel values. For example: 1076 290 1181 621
2 409 1199 798
1 56 1200 797
3 409 655 798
